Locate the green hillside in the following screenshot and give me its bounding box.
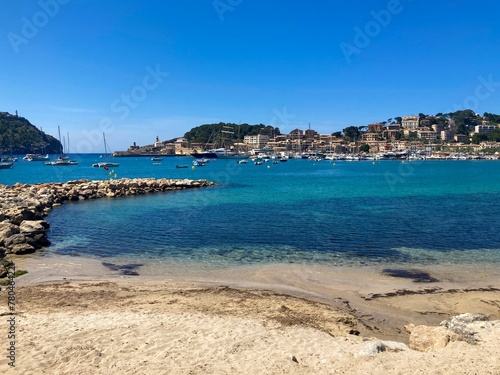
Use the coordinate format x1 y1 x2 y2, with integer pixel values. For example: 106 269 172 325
0 112 62 154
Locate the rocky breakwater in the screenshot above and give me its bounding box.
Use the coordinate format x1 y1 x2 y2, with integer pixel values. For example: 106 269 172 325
0 178 214 258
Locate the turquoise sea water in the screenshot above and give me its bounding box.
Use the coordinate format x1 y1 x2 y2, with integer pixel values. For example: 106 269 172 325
2 154 500 269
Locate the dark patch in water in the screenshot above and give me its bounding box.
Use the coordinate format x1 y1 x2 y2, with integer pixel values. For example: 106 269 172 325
382 268 440 283
102 262 143 276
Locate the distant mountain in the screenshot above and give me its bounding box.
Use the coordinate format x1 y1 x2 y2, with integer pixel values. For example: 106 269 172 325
0 112 62 154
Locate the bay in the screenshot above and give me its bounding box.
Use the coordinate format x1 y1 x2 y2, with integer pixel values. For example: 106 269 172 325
4 154 498 269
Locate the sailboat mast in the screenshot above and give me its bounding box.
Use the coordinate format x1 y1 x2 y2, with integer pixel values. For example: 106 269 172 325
57 126 63 155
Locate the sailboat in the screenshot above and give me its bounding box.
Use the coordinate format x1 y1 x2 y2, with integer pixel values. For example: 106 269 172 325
44 126 79 166
92 133 120 168
23 127 49 161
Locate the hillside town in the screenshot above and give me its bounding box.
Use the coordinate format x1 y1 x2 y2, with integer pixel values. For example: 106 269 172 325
116 113 500 159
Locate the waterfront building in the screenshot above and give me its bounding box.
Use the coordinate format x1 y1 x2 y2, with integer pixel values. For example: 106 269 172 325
402 116 419 130
441 130 454 142
367 122 384 132
361 132 380 142
454 134 469 143
417 129 438 140
383 124 401 140
243 134 270 148
474 125 498 134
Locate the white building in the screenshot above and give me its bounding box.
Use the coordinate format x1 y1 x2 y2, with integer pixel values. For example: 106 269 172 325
402 116 419 130
475 125 498 134
243 134 270 148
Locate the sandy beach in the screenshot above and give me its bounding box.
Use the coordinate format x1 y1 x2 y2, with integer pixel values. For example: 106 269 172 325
0 255 499 374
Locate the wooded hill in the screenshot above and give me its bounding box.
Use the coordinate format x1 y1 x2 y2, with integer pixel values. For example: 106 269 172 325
0 112 62 154
184 123 280 145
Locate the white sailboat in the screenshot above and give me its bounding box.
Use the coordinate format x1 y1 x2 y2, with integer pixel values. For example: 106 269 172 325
92 133 119 168
44 126 79 166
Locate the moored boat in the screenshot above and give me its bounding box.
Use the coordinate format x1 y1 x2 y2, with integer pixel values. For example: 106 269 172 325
0 161 14 169
23 153 49 162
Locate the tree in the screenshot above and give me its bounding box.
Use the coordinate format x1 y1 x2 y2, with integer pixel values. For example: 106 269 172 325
359 144 370 153
471 133 489 144
395 117 402 124
343 126 361 141
331 131 342 138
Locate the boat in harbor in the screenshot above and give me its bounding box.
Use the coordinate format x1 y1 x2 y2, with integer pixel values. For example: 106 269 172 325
1 155 18 162
0 161 13 169
176 164 188 168
151 156 164 162
92 133 120 168
45 126 79 166
23 153 49 162
45 156 79 166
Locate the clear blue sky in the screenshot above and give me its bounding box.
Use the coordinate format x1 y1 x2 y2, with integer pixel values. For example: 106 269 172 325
1 0 499 152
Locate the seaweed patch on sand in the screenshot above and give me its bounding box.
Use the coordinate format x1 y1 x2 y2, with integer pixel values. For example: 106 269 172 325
382 268 440 283
102 262 143 276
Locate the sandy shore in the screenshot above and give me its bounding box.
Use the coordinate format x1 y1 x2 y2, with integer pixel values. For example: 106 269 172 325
0 255 499 374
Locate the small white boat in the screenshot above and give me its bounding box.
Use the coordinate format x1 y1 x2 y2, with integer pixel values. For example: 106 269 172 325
92 162 120 168
23 153 49 161
45 157 79 166
237 159 248 164
0 162 14 169
151 156 163 162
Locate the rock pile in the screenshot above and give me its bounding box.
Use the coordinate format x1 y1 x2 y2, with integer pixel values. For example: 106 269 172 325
405 313 497 352
0 178 214 257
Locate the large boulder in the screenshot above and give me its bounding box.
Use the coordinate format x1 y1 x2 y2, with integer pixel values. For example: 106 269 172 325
8 243 36 255
19 220 50 234
0 222 20 244
4 207 43 225
4 233 37 249
406 324 460 352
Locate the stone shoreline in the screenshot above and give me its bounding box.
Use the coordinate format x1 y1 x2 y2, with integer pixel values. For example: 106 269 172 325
0 178 214 261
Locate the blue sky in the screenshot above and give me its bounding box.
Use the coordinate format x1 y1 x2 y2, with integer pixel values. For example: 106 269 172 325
1 0 499 152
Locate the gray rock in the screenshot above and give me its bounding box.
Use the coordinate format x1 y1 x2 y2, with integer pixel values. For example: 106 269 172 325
7 243 36 254
19 220 49 234
0 222 20 244
440 313 489 344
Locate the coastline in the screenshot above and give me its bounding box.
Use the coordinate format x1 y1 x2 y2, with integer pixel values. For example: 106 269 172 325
2 254 499 374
